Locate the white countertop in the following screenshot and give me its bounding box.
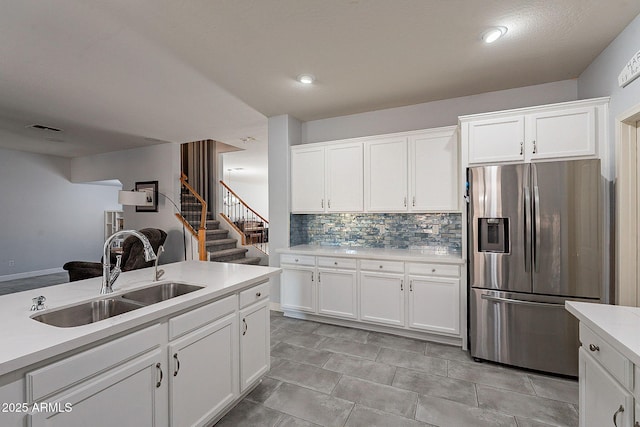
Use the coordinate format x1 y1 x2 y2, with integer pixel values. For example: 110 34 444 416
0 261 281 377
566 301 640 367
278 245 464 264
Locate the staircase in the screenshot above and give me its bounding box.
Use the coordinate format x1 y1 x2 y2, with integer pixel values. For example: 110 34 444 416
181 188 261 265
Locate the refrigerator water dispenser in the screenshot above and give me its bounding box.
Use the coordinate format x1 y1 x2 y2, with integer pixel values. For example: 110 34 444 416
478 218 509 253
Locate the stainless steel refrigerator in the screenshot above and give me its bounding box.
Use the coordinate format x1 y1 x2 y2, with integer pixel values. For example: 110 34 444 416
467 159 602 377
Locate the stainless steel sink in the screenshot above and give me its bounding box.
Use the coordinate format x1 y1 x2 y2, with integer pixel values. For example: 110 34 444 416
32 298 145 328
120 282 204 305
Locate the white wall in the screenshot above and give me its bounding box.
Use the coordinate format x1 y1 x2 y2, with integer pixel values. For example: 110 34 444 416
302 80 578 143
71 142 185 263
578 12 640 176
268 115 301 304
222 145 269 219
0 147 120 278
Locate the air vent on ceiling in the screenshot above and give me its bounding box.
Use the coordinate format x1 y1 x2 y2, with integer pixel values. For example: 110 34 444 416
27 124 63 132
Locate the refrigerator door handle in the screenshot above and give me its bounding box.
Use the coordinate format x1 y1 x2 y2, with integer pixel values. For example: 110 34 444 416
534 185 541 272
480 293 562 308
524 187 531 273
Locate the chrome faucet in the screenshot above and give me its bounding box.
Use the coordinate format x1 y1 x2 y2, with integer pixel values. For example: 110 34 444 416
101 230 157 294
154 245 165 281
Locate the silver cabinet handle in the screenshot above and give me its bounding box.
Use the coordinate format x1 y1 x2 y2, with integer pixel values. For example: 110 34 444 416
589 344 600 352
242 318 248 336
519 141 523 155
173 353 180 377
532 140 537 154
613 404 624 427
156 363 163 388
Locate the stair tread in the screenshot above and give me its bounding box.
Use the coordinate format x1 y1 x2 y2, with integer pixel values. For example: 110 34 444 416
227 257 262 265
206 238 237 246
208 247 248 257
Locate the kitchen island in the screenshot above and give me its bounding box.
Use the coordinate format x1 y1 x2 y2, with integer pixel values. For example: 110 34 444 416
0 260 281 427
566 301 640 427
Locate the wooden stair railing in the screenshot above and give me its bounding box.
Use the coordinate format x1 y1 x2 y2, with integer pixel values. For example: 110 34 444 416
219 180 269 255
176 172 208 261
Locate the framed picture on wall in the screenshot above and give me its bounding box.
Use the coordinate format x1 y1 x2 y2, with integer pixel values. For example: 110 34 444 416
135 181 158 212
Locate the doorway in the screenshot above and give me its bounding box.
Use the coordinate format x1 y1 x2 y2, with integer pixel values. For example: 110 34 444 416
616 106 640 306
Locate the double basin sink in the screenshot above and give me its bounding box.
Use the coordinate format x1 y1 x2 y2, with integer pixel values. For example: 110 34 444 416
32 282 204 328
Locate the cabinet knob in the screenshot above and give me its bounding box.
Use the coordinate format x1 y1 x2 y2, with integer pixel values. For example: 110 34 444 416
432 268 436 273
334 261 338 265
379 265 383 269
294 258 299 262
589 344 600 352
256 292 262 297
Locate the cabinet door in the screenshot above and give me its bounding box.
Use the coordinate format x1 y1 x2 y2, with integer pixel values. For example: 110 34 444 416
579 348 633 427
291 146 325 213
467 115 525 164
240 300 270 392
318 269 357 319
29 350 166 427
170 313 239 427
409 130 459 211
365 137 408 211
408 276 459 335
527 106 596 161
326 142 363 212
281 267 316 313
359 272 405 326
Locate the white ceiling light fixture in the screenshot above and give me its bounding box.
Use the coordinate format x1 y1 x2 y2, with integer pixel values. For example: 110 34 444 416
482 26 508 44
297 74 315 84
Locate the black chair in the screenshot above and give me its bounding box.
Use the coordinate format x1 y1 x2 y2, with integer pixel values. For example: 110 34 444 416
63 228 167 282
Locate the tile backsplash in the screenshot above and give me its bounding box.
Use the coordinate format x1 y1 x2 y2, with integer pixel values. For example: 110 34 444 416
290 213 462 252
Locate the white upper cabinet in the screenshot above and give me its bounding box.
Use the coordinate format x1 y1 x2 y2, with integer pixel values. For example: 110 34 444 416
291 146 325 213
291 142 363 213
326 142 363 212
461 97 608 166
467 116 525 164
409 127 459 211
365 136 408 212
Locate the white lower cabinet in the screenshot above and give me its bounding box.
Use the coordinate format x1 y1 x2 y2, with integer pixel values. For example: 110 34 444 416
281 267 316 313
318 266 357 319
579 348 633 427
169 313 238 427
29 349 166 427
240 299 270 392
407 275 460 334
359 271 405 327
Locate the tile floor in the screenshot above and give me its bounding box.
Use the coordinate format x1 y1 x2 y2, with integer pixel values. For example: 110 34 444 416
215 312 579 427
0 274 579 426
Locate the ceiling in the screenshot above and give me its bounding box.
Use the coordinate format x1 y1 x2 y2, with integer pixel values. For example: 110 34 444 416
1 0 639 158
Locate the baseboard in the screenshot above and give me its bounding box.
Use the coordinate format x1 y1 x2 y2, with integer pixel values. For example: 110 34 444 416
269 302 282 312
0 267 65 282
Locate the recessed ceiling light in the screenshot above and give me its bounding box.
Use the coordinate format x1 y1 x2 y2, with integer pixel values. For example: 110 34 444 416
297 74 315 84
482 26 507 44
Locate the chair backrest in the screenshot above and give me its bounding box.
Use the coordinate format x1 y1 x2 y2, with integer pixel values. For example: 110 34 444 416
120 228 167 271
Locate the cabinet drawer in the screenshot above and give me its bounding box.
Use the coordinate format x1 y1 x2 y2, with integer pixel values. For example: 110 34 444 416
170 294 237 340
280 254 315 266
580 323 633 388
240 282 270 309
634 365 640 400
317 257 357 270
360 259 404 273
27 324 162 402
407 263 460 277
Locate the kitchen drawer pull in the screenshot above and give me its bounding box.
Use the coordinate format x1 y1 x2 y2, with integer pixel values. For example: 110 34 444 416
256 292 262 297
156 363 163 388
334 261 338 265
431 268 436 273
613 404 624 427
173 353 180 377
588 344 600 352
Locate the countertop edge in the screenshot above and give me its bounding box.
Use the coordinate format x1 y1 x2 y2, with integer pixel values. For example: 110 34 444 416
277 246 465 264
